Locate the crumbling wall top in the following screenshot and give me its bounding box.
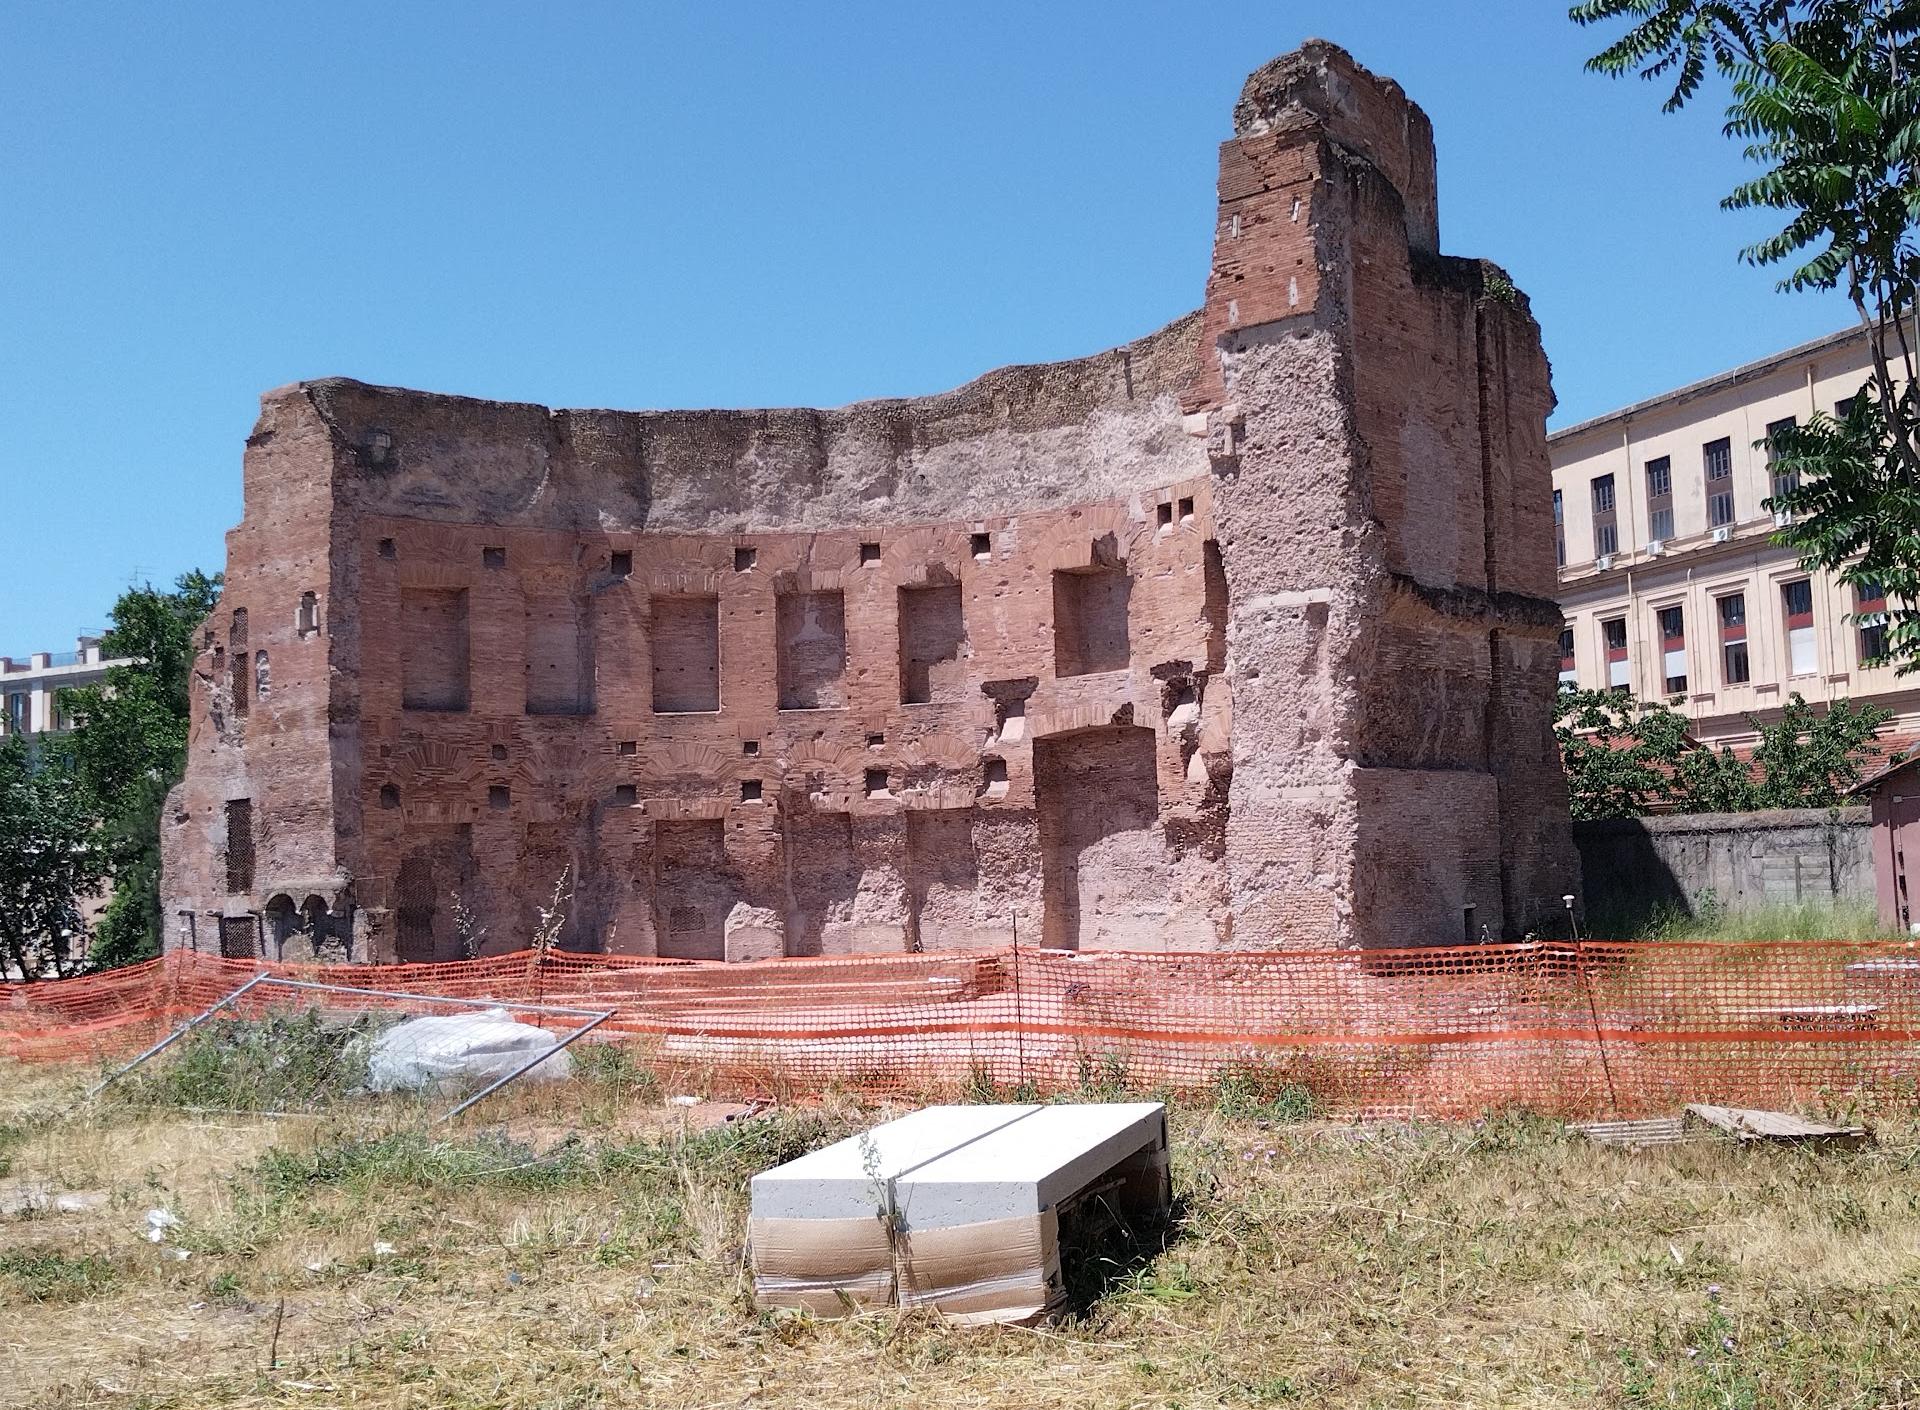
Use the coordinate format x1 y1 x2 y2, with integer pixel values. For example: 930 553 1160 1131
1231 38 1438 256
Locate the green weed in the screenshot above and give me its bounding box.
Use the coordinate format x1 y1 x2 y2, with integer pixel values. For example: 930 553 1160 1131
0 1247 118 1303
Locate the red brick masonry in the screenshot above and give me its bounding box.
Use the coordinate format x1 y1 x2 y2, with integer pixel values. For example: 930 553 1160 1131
161 42 1576 963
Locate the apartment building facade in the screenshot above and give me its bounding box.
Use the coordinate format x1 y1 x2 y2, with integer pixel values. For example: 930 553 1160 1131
0 637 127 739
1551 327 1909 749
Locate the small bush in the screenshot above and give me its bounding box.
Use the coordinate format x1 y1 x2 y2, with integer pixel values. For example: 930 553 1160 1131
571 1042 661 1102
0 1121 25 1178
1211 1066 1318 1123
111 1007 385 1113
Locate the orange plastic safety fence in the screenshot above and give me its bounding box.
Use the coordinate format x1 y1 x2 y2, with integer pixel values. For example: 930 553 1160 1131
4 941 1917 1118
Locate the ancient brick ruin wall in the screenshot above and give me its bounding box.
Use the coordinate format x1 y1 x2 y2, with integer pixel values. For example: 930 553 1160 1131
160 40 1577 960
1191 42 1578 948
163 318 1235 962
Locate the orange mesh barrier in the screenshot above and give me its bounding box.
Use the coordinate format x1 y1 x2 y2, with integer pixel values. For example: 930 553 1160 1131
5 942 1918 1118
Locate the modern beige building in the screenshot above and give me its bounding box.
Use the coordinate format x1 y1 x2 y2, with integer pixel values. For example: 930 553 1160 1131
1551 327 1912 750
0 637 127 739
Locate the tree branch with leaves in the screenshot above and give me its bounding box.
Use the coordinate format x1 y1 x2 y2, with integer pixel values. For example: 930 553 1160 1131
1575 0 1920 667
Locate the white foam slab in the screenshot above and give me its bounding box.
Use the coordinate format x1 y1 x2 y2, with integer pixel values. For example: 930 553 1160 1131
750 1104 1039 1220
750 1102 1166 1228
896 1102 1165 1227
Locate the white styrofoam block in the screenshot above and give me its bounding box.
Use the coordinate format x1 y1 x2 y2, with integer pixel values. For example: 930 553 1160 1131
750 1104 1039 1220
895 1103 1165 1228
751 1102 1167 1229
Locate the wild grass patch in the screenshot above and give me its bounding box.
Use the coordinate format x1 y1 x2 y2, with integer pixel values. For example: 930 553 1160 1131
0 1246 118 1303
0 1065 1916 1409
106 1007 386 1114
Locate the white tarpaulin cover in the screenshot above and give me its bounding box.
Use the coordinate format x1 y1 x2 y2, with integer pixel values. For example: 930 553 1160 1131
364 1008 572 1092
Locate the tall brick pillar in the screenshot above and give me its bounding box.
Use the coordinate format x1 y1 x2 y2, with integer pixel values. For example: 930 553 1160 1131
1189 41 1578 947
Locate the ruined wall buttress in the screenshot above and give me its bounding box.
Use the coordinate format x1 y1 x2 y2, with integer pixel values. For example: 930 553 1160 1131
1191 41 1578 946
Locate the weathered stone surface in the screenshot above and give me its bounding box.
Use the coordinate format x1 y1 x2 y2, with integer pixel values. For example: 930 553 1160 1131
1574 808 1873 922
160 41 1576 960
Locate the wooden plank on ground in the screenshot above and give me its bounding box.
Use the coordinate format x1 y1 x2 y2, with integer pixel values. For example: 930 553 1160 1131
1684 1104 1871 1148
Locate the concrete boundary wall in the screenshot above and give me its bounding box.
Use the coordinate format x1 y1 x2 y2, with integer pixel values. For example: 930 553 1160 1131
1574 808 1872 924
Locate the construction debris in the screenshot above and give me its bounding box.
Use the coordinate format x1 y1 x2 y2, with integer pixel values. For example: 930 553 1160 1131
1571 1116 1692 1149
1684 1104 1871 1148
750 1103 1170 1324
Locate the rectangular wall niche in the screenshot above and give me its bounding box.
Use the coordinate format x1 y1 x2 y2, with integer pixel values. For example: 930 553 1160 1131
526 592 594 716
400 587 470 711
651 595 720 713
1035 725 1165 949
898 584 967 704
652 818 735 961
224 797 254 894
906 809 979 951
1053 566 1132 677
776 590 847 709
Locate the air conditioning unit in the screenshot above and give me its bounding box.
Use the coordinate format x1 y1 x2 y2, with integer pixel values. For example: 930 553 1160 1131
1595 554 1613 571
1644 540 1665 557
1711 525 1733 544
1773 509 1793 528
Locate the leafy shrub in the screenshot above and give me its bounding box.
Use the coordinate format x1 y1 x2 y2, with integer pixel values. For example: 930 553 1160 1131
112 1007 385 1113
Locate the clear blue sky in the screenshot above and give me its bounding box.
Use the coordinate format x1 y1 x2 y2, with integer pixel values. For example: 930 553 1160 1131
0 0 1852 651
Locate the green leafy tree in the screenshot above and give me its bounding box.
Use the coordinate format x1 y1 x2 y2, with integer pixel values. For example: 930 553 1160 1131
1573 1 1920 666
1556 685 1892 816
0 736 104 979
1749 691 1893 801
60 571 221 968
1555 687 1674 819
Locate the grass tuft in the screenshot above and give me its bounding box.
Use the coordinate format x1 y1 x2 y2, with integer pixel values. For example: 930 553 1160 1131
0 1247 119 1304
108 1006 385 1113
1591 896 1898 942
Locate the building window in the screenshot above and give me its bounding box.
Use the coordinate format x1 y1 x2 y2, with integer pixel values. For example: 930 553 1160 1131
1718 593 1750 685
1553 489 1565 568
1657 605 1687 695
1603 616 1630 694
1856 579 1889 664
1558 627 1576 687
4 692 25 735
1645 456 1674 542
1766 416 1799 508
1782 578 1817 676
1704 438 1735 527
1836 395 1858 419
295 591 319 638
1592 474 1618 557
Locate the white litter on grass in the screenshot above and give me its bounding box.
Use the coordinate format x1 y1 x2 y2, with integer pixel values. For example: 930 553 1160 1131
373 1241 396 1257
364 1009 573 1092
668 1095 701 1107
145 1209 181 1243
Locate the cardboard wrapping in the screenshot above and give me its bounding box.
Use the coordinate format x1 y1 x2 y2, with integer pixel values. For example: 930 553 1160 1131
749 1214 898 1316
751 1209 1062 1324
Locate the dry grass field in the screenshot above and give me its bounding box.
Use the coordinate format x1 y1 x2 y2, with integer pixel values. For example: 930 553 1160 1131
2 1051 1918 1410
